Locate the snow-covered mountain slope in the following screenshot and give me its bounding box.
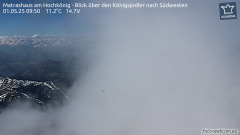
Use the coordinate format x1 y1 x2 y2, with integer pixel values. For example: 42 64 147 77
0 77 67 109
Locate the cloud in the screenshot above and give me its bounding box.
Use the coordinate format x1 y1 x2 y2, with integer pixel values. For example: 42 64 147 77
1 1 240 135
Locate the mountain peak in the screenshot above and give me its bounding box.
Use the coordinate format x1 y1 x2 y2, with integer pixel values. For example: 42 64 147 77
0 77 68 109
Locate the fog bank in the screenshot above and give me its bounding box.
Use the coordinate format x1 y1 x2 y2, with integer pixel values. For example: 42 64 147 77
1 1 240 135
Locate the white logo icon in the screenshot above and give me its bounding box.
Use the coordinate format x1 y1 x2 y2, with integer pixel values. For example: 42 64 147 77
221 4 235 14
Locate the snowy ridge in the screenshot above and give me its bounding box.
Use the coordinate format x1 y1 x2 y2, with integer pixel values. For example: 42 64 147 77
0 77 67 108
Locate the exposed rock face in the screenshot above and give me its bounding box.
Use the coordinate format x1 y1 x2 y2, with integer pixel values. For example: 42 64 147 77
0 77 67 109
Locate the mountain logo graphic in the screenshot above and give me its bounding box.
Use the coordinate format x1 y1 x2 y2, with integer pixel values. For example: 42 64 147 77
219 2 237 20
221 4 235 14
